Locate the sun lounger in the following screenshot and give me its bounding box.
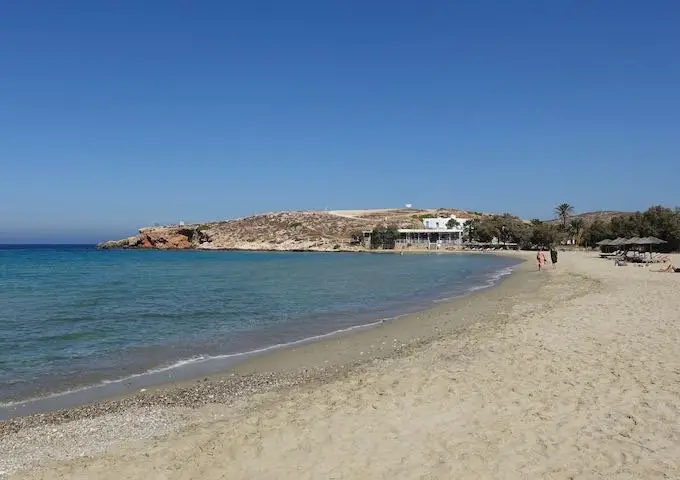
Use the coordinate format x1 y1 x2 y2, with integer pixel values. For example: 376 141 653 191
600 249 625 258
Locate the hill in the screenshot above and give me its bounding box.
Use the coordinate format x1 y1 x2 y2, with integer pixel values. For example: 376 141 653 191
97 208 482 251
545 211 632 225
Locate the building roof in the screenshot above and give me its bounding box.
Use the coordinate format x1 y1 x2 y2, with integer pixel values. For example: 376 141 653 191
397 228 462 233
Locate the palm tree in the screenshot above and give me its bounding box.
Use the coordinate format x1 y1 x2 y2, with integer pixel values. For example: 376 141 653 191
554 203 575 229
569 218 585 245
463 219 478 242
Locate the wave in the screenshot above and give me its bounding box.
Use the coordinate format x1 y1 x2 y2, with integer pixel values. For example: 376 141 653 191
433 264 516 302
466 265 515 292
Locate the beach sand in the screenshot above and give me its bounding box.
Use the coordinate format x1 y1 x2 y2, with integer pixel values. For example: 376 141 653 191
3 251 680 479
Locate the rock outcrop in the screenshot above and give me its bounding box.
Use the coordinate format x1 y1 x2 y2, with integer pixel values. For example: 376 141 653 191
97 237 135 249
98 226 211 250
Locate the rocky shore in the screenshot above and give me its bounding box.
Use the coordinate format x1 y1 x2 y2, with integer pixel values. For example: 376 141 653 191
97 225 209 250
97 211 372 251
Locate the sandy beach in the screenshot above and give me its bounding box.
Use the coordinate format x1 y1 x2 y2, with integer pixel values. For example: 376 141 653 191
3 251 680 479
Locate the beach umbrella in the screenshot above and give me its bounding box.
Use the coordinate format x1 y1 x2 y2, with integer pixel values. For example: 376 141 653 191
623 237 644 257
595 238 614 253
637 236 667 257
607 237 631 254
626 237 642 250
639 236 667 244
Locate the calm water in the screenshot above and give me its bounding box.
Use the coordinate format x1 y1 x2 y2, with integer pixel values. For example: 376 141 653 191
0 245 519 411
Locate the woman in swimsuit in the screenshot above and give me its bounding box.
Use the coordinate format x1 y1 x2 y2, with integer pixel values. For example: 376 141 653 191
655 264 680 273
537 249 546 271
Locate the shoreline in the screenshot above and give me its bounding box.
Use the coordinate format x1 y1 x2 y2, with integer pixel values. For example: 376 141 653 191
95 244 522 254
0 253 528 434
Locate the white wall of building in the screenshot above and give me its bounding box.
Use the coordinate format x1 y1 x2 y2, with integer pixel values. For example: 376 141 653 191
422 216 469 231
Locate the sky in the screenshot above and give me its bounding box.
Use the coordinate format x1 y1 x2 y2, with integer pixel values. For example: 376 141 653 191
1 1 679 243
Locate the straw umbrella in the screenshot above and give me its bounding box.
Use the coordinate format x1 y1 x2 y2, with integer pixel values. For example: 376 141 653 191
641 236 667 244
625 237 643 258
595 238 613 253
609 237 626 247
637 236 667 258
605 237 628 255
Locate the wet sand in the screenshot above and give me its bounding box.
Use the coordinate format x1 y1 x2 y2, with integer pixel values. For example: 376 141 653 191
3 251 680 478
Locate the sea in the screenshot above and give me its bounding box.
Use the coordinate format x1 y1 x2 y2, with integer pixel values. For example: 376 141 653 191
0 245 520 418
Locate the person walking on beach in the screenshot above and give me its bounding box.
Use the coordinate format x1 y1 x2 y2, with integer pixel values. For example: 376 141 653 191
550 247 558 268
537 249 546 271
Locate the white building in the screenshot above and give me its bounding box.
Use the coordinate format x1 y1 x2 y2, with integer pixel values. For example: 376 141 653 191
422 215 469 231
396 215 470 248
362 214 473 249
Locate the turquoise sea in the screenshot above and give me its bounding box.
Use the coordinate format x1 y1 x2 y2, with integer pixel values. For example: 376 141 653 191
0 245 520 417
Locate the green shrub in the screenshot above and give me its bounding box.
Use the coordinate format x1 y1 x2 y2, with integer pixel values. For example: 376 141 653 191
370 226 399 249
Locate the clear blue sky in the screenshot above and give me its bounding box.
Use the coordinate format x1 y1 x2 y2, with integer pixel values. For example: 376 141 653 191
1 1 679 243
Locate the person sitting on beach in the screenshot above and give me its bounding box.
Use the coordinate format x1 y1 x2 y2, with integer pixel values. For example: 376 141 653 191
654 264 680 273
537 249 546 271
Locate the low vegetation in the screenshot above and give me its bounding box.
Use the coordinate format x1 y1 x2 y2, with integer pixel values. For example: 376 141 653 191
370 226 400 249
459 204 680 251
580 205 680 251
464 214 553 249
